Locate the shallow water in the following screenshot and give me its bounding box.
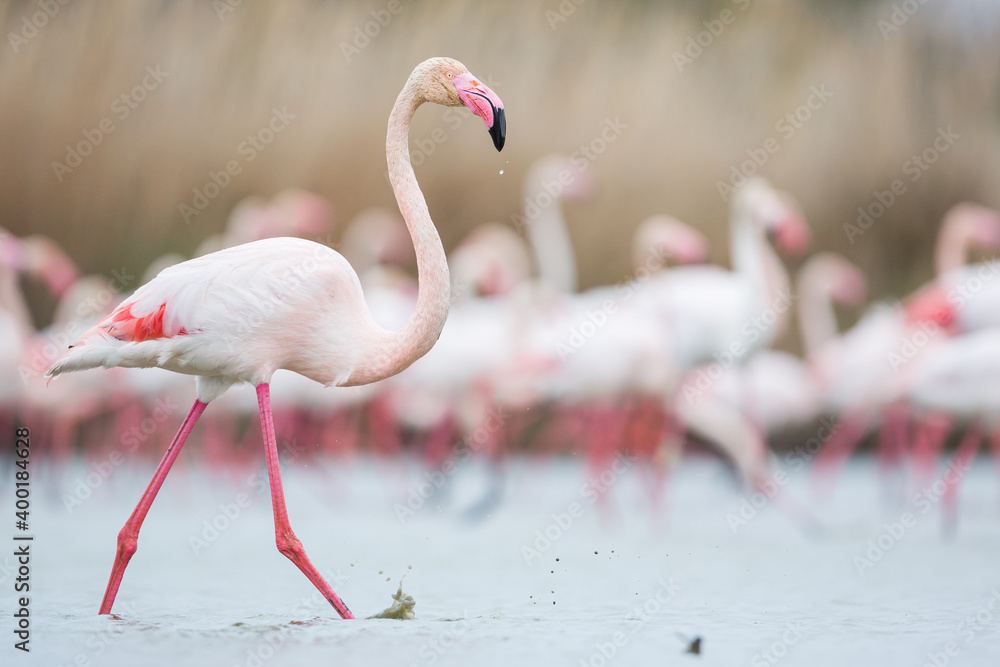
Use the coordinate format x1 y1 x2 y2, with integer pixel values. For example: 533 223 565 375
5 456 1000 666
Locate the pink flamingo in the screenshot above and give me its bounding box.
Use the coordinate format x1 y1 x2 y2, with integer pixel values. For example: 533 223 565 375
903 328 1000 530
813 204 1000 495
903 203 1000 334
45 57 505 618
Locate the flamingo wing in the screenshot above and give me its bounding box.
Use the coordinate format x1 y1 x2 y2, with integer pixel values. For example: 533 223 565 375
48 238 360 379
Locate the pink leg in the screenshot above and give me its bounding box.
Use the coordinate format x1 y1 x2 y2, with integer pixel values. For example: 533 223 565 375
877 403 909 506
912 412 952 488
99 399 207 614
256 384 354 620
878 404 908 472
586 403 628 510
423 414 457 469
367 395 401 457
942 424 982 529
812 413 868 498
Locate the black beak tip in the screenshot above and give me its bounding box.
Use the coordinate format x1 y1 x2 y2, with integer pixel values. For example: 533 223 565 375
490 107 506 152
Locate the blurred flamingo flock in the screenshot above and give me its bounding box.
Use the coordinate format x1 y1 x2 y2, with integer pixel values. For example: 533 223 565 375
5 162 1000 531
2 2 1000 531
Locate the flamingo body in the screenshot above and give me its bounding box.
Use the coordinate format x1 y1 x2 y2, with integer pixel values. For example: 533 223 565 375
50 238 377 397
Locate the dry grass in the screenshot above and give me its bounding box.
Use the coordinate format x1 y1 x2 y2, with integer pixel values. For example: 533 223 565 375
2 0 998 320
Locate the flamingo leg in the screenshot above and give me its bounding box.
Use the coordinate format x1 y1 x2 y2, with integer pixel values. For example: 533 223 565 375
942 424 982 533
812 412 868 498
877 403 909 507
912 411 953 488
99 399 207 614
256 384 354 620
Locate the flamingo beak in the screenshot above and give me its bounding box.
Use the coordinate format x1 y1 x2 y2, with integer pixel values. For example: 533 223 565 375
453 73 505 151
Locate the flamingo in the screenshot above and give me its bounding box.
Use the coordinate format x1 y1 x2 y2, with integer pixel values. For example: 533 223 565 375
680 253 867 443
903 203 1000 334
195 188 336 257
813 204 1000 495
903 328 1000 529
635 178 810 372
493 217 710 512
519 154 595 294
45 57 505 618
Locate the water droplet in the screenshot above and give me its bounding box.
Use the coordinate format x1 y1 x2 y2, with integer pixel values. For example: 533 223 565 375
499 169 504 175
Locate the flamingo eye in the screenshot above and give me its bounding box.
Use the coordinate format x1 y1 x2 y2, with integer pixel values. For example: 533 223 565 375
446 72 453 79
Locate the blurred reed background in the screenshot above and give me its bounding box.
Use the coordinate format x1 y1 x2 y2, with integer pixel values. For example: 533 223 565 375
2 0 999 337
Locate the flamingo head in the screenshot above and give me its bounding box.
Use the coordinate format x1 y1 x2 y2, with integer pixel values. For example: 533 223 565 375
450 223 530 298
416 58 505 151
23 235 79 299
270 189 335 239
770 191 812 258
633 215 709 268
738 179 811 257
965 204 1000 248
528 154 597 202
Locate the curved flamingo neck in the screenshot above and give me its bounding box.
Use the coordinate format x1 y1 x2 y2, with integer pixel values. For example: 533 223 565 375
525 174 577 293
0 240 34 337
730 202 791 339
345 77 450 385
935 209 981 276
